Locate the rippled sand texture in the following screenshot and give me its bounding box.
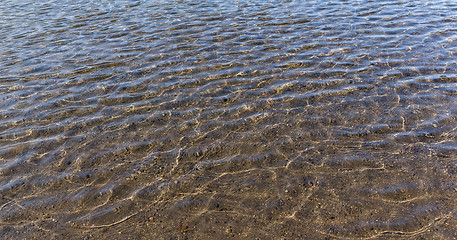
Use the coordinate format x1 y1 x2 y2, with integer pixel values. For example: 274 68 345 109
2 0 457 239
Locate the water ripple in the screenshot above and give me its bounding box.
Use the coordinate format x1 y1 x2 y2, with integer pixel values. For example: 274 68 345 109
1 0 457 238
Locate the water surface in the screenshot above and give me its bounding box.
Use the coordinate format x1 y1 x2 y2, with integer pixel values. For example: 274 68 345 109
1 0 457 239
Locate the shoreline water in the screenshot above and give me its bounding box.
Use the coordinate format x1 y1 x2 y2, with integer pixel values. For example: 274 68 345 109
1 0 457 238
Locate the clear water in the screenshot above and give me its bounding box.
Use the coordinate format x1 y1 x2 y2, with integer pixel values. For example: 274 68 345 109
1 0 457 238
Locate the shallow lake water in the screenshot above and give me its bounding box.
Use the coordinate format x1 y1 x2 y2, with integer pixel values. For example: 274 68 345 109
1 0 457 239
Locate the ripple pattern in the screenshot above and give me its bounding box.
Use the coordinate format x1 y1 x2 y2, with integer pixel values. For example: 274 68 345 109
1 0 457 239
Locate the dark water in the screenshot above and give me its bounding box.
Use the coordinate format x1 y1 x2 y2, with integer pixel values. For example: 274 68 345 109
1 0 457 238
